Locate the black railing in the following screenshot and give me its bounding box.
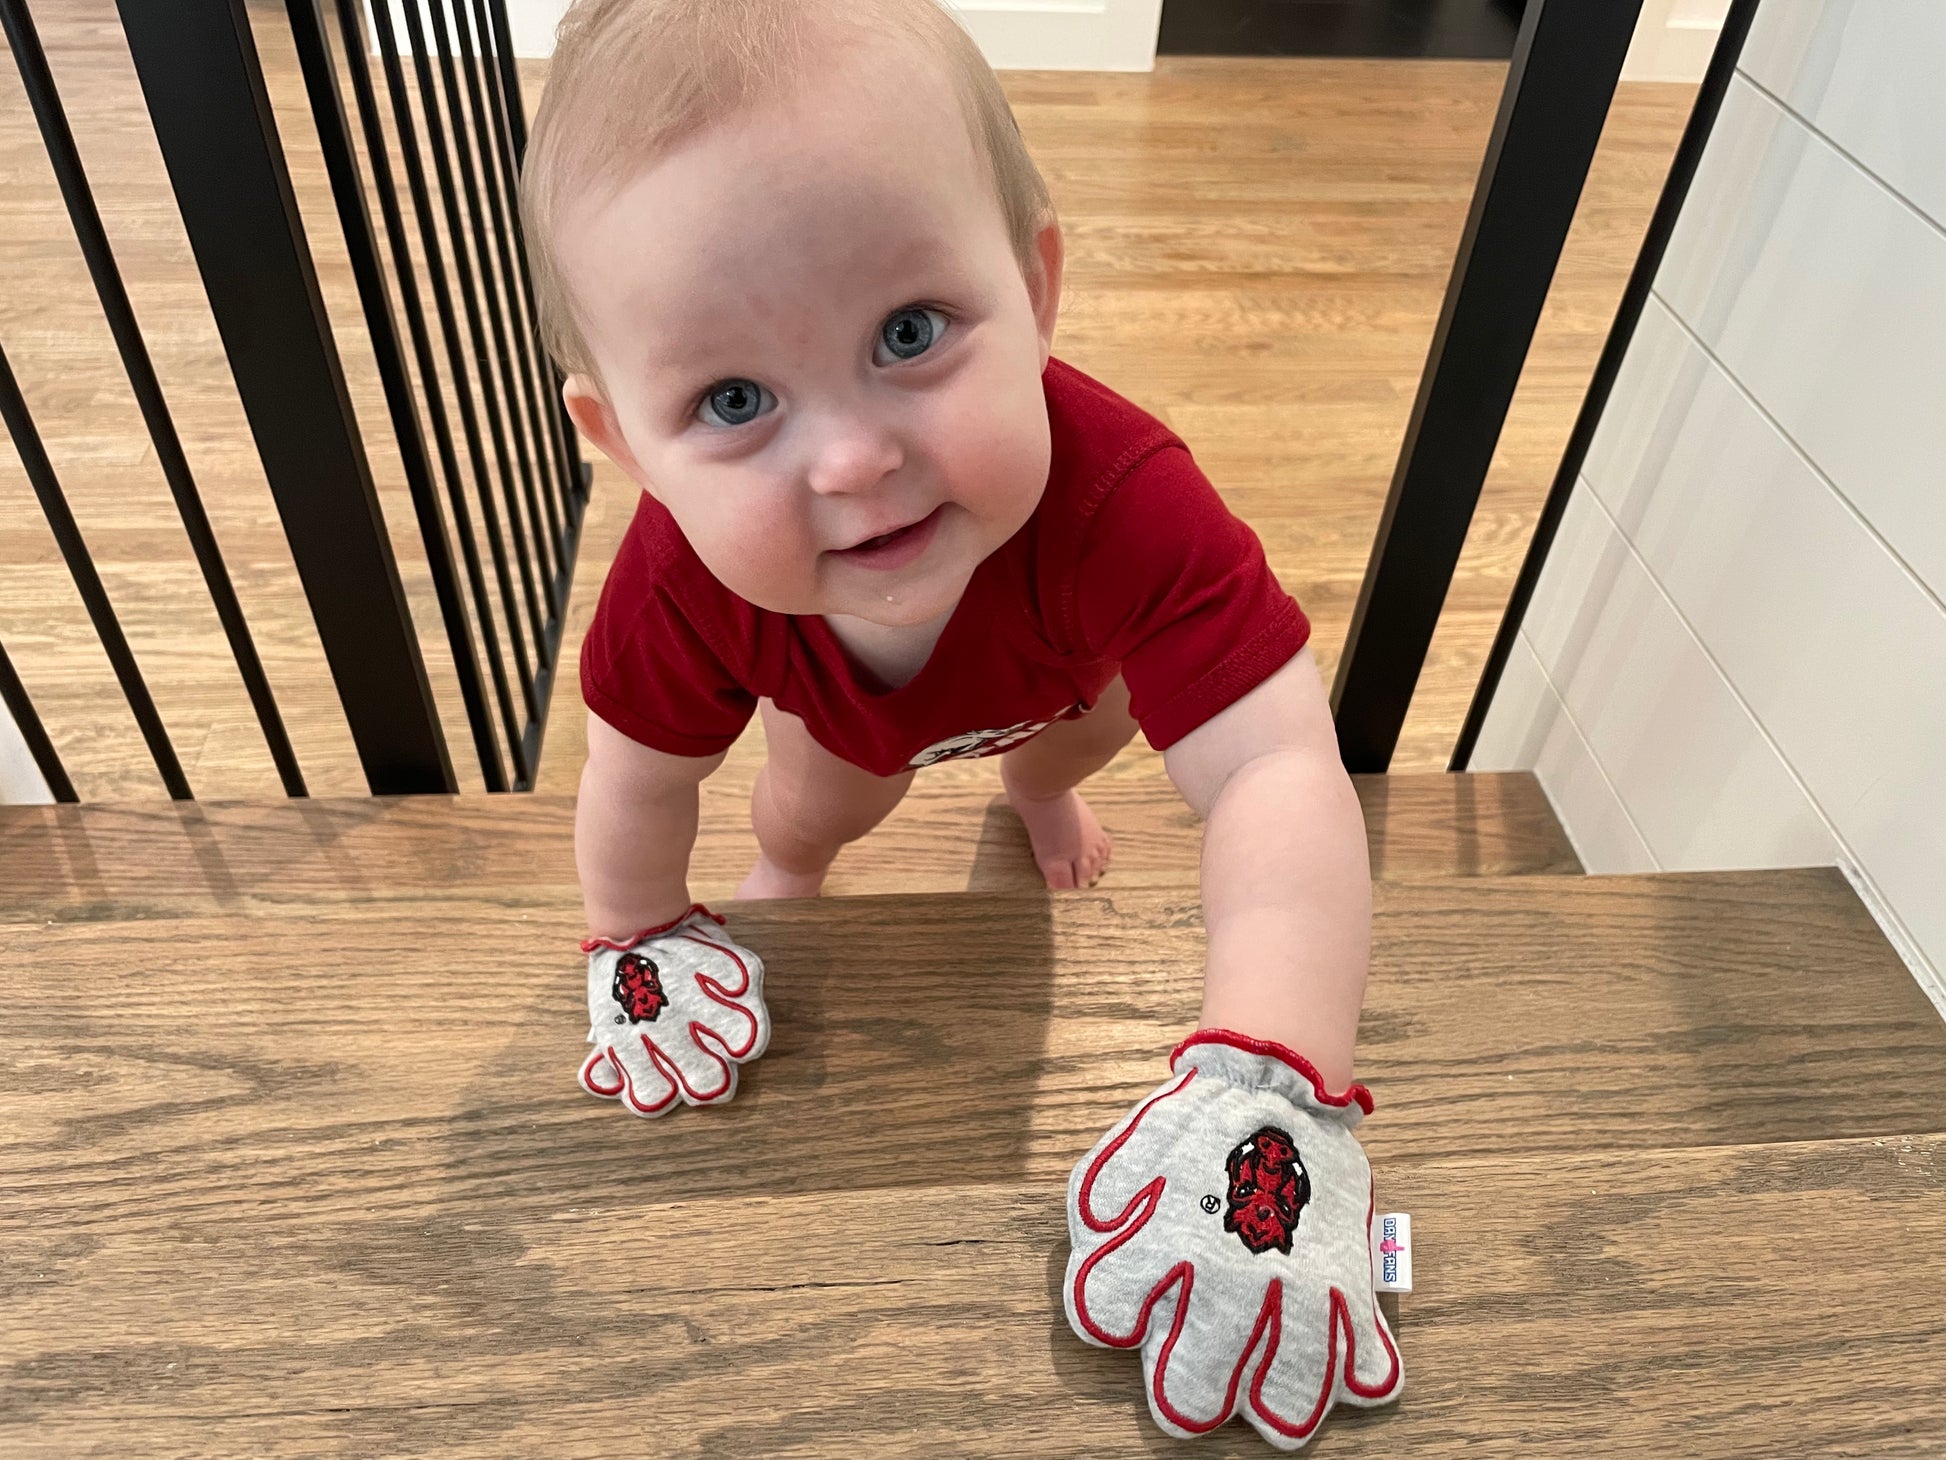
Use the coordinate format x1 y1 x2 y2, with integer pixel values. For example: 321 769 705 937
1330 0 1767 774
2 0 298 801
0 0 584 801
1328 0 1647 773
1451 0 1763 770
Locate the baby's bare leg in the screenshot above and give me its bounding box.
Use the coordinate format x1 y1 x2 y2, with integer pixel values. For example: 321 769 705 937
1000 676 1140 889
737 699 916 899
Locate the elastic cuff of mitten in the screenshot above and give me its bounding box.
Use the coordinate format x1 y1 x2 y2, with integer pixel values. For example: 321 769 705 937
581 903 724 954
1171 1028 1375 1114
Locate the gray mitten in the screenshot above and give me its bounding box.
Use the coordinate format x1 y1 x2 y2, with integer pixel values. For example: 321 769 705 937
1064 1030 1402 1449
578 905 769 1116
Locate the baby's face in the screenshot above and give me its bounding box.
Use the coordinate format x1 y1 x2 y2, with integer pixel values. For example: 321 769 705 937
558 42 1060 627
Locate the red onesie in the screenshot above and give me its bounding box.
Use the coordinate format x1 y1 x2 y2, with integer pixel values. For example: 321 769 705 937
580 357 1311 778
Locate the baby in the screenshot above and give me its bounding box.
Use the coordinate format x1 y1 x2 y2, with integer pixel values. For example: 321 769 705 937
524 0 1401 1447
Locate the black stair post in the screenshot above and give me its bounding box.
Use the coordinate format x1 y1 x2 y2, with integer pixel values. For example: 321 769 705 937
115 0 457 794
1330 0 1646 772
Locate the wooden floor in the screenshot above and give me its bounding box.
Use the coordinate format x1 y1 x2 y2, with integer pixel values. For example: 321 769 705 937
0 4 1696 804
3 836 1944 1454
0 770 1578 923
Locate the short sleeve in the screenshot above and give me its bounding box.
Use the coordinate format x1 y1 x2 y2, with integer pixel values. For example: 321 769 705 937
1072 445 1310 751
579 530 757 759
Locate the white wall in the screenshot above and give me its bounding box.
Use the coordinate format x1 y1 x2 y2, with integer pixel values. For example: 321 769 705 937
0 699 54 805
501 0 1163 68
505 0 1702 75
491 0 1722 75
1474 0 1946 1012
1624 0 1732 83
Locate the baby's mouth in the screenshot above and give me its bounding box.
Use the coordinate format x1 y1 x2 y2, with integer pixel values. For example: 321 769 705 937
831 506 944 569
852 523 917 552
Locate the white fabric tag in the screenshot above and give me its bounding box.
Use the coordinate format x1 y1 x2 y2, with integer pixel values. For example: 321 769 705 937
1371 1211 1412 1293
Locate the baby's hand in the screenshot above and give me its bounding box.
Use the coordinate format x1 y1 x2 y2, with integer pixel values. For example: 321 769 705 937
578 906 769 1116
1064 1031 1402 1450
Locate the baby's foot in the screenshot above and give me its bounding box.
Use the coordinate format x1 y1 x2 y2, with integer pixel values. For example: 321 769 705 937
735 853 827 901
1003 780 1113 890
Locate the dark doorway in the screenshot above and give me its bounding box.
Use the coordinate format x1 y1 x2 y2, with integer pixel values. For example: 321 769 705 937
1159 0 1525 59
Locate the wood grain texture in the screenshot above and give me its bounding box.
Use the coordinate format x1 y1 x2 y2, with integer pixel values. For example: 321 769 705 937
1 18 1696 801
8 1144 1939 1458
0 769 1577 922
4 871 1944 1455
6 868 1928 1181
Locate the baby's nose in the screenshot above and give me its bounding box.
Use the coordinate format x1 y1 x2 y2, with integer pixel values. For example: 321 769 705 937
806 422 904 497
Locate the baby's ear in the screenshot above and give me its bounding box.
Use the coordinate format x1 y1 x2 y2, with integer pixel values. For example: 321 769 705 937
562 374 649 485
1026 213 1065 362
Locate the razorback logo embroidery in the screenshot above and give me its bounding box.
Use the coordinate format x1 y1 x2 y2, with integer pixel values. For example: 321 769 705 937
612 951 668 1023
905 705 1083 769
1224 1125 1311 1255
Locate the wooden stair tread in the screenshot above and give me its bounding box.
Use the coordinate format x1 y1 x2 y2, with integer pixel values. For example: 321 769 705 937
0 771 1577 922
6 1144 1938 1456
3 870 1937 1182
4 869 1943 1453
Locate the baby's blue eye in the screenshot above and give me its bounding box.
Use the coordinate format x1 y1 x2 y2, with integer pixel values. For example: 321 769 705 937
697 378 774 428
876 307 948 364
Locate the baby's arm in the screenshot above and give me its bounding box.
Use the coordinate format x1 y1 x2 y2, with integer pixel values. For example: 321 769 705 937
1163 645 1370 1091
576 710 727 939
1067 645 1399 1438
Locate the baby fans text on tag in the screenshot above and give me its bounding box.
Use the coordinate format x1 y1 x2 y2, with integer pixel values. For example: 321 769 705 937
1371 1211 1412 1294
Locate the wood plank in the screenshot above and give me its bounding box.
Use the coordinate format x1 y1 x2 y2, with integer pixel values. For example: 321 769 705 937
2 873 1942 1453
5 1141 1941 1456
2 871 1937 1226
0 771 1577 922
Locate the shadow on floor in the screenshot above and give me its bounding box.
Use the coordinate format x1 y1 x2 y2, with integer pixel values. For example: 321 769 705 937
452 891 1063 1208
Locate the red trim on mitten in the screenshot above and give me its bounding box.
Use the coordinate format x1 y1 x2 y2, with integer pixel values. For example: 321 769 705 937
1170 1029 1375 1114
580 904 726 954
579 1043 681 1115
1245 1186 1403 1438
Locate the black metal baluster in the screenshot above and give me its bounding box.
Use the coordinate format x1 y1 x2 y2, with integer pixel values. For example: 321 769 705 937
1328 0 1646 772
2 0 305 797
471 0 589 533
450 0 566 600
484 0 526 161
283 0 506 792
0 338 191 799
0 635 77 803
465 0 577 524
468 0 584 552
421 0 558 616
331 0 529 786
398 0 551 658
1451 0 1764 771
367 0 541 731
116 0 456 795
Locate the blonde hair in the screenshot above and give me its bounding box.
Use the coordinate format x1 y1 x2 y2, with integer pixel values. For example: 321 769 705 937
521 0 1054 381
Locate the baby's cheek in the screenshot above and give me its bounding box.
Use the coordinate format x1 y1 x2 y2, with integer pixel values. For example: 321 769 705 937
928 376 1050 515
697 496 817 605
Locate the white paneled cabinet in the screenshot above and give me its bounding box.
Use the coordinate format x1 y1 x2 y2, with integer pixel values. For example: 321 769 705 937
1475 636 1659 874
1739 0 1946 228
1487 1 1946 1002
1657 78 1946 606
1521 490 1836 873
1585 300 1946 966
